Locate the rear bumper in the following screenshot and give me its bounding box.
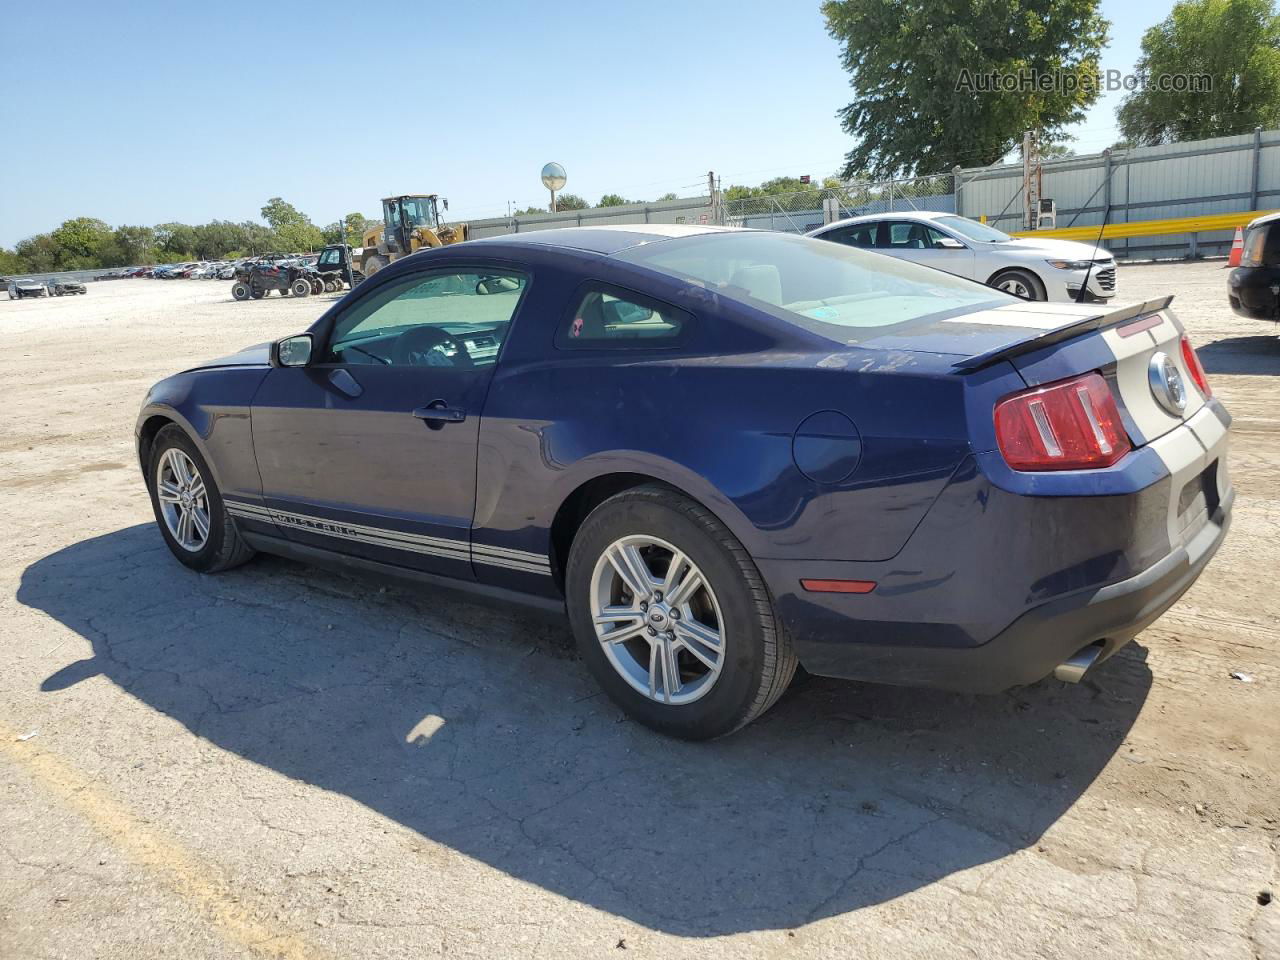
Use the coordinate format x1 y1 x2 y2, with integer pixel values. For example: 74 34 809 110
761 399 1233 693
777 487 1230 693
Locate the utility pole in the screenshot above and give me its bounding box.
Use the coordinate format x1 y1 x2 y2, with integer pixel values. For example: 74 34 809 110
1022 130 1046 230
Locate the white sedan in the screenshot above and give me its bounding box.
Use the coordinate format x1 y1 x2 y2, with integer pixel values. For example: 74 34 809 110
807 211 1116 303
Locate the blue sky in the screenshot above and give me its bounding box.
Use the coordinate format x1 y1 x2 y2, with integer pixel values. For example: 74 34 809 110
0 0 1173 247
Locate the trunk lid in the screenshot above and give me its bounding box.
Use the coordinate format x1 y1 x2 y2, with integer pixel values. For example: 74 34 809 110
960 297 1203 447
859 296 1199 448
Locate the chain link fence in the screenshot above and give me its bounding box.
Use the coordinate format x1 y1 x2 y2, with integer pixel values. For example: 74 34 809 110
723 174 957 233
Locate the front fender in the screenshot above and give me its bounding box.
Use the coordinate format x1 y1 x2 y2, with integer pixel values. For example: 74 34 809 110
135 366 270 501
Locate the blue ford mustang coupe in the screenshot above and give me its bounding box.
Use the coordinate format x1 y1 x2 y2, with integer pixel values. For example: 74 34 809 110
136 225 1232 739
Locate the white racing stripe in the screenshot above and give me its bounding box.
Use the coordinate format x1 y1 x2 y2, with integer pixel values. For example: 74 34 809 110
223 501 551 576
1146 405 1224 548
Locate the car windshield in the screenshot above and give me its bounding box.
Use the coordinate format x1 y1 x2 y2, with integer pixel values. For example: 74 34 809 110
614 231 1014 338
933 216 1012 243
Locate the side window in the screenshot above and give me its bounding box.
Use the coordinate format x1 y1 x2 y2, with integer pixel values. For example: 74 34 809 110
880 222 930 249
1264 225 1280 266
926 226 961 249
326 269 527 367
824 224 875 248
556 286 688 348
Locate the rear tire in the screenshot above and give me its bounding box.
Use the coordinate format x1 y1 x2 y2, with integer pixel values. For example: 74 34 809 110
565 484 797 740
990 268 1046 301
147 425 255 574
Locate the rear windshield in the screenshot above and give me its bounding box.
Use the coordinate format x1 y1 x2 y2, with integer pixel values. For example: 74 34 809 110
613 231 1014 338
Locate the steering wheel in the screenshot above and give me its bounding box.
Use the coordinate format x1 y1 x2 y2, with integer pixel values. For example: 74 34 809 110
391 325 475 368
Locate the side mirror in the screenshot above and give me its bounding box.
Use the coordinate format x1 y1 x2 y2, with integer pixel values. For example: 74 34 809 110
271 333 313 367
936 237 966 250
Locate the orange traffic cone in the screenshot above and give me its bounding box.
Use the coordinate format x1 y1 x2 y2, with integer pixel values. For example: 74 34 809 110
1228 226 1245 267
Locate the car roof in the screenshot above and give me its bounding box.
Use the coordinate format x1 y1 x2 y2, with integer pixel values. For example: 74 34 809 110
809 210 957 234
468 223 738 256
1248 211 1280 229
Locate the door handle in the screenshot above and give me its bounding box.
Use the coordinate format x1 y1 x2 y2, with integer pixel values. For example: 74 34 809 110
412 400 466 427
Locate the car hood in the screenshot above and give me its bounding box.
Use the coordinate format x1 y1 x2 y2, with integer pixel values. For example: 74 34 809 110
1000 236 1112 260
187 342 272 372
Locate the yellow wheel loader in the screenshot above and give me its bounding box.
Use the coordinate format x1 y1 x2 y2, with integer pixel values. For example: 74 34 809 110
358 195 470 278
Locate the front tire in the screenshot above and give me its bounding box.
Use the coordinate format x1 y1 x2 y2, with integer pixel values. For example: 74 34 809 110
147 425 255 573
231 281 251 301
990 268 1046 301
290 278 311 297
565 485 797 739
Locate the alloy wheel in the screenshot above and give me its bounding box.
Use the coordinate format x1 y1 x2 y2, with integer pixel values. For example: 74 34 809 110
589 534 726 705
998 277 1032 298
155 448 211 552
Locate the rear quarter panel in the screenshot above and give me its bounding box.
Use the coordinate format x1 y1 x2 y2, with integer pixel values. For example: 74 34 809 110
472 253 978 589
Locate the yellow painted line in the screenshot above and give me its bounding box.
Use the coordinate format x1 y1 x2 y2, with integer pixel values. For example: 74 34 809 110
1010 209 1279 243
1 723 330 960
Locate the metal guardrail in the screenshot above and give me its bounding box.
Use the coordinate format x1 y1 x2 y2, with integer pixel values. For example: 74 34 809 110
1009 210 1278 243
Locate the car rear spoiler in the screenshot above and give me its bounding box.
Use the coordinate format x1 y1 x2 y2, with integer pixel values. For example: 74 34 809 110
953 295 1174 372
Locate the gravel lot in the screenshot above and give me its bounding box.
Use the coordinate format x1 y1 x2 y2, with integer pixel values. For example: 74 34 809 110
2 265 1277 959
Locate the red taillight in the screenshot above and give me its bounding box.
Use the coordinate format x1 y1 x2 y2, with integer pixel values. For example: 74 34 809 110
994 373 1131 471
1180 334 1211 398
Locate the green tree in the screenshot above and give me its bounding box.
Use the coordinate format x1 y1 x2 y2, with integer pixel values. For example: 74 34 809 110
96 225 157 266
259 197 323 252
554 193 588 211
723 176 823 203
49 217 113 269
155 222 198 260
597 193 630 207
14 234 59 273
656 192 679 201
340 212 370 246
823 0 1109 177
1118 0 1280 145
0 247 23 274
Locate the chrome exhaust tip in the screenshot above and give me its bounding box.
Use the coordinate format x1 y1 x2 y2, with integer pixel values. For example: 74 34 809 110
1054 643 1105 684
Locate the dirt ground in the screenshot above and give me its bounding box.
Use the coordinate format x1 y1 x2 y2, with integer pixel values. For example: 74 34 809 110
1 265 1277 959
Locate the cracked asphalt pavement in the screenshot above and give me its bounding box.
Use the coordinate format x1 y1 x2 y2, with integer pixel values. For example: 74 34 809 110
1 265 1277 958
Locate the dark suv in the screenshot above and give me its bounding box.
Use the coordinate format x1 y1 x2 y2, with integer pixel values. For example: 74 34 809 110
1229 213 1280 322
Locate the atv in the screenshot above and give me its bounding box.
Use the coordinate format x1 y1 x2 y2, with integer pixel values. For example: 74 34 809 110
230 255 318 301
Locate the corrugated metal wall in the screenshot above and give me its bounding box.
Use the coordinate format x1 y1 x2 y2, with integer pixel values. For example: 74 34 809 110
956 129 1280 258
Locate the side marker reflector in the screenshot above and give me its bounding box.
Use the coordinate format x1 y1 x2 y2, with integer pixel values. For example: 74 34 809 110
800 579 876 594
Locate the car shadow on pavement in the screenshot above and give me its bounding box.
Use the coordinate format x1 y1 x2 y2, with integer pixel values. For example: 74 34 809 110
20 525 1149 937
1197 334 1280 376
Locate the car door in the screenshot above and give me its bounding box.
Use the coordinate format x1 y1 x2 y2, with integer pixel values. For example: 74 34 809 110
877 220 976 279
250 264 530 579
